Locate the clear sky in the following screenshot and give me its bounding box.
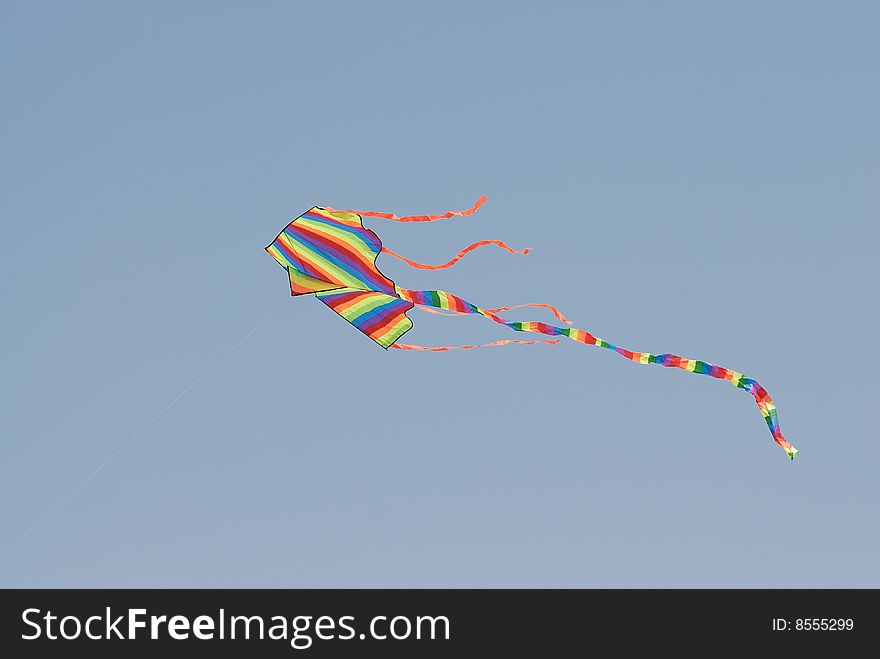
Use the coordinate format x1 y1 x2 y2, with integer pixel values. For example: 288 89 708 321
1 1 877 587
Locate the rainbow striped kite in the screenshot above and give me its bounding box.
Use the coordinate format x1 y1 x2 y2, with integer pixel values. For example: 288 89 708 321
266 196 797 460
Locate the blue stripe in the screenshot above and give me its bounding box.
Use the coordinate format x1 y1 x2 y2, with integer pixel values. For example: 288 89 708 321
300 212 382 253
286 230 393 293
270 237 307 272
350 298 410 329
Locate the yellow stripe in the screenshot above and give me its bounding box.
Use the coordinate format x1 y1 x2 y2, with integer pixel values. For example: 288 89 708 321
379 317 414 347
311 207 363 227
334 295 388 319
288 268 343 294
266 244 290 269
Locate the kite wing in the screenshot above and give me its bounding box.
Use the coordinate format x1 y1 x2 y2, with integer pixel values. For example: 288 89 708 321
315 288 413 349
265 205 414 347
266 206 399 295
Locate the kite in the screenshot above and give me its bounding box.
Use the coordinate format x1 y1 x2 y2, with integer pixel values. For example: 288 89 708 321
266 196 797 460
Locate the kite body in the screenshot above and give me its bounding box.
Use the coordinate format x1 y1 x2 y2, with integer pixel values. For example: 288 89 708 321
266 198 797 460
267 207 413 347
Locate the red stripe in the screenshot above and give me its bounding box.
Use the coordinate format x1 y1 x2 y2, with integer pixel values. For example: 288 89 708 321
447 294 471 314
293 223 393 290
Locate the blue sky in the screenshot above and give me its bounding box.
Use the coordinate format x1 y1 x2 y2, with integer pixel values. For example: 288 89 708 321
1 1 878 586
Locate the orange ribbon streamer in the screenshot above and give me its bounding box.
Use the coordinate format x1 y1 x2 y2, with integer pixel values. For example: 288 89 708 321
414 302 573 325
381 240 530 270
326 195 488 223
390 338 559 351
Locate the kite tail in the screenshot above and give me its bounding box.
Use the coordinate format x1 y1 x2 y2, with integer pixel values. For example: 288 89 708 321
325 195 488 223
381 240 530 270
391 338 559 351
396 286 797 460
414 302 574 325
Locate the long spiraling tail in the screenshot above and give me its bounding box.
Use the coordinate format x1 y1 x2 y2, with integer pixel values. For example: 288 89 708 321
395 285 797 460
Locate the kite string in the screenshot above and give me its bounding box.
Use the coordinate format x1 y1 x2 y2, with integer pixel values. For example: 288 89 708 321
381 240 530 270
325 195 488 223
395 286 797 459
0 328 256 561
